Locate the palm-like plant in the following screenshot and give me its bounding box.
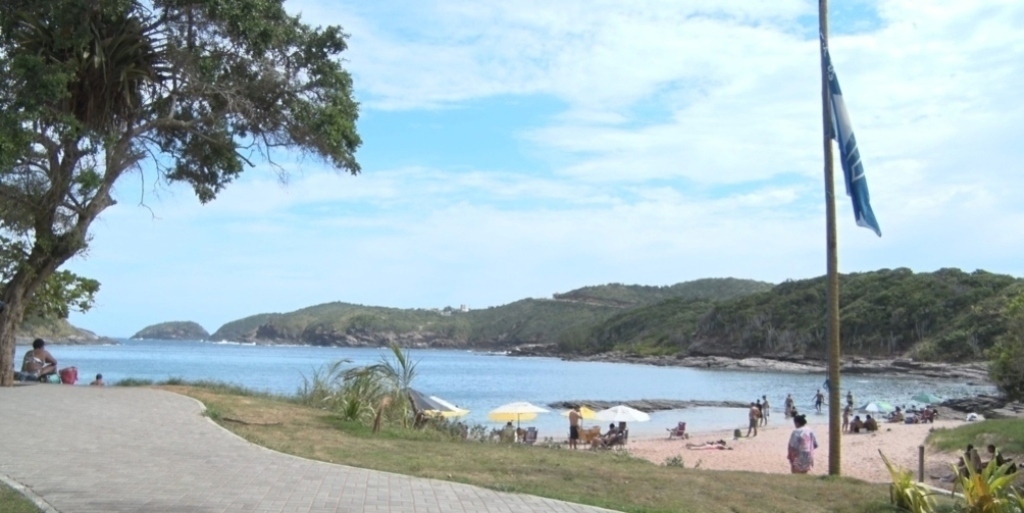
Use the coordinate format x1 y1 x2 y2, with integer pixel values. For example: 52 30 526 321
364 343 419 427
952 458 1020 513
14 0 166 131
880 450 936 513
297 359 350 407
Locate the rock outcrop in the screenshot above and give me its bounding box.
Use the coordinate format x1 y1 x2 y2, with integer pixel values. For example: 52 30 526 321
552 350 991 382
16 318 117 345
131 321 209 341
941 395 1024 419
548 399 750 412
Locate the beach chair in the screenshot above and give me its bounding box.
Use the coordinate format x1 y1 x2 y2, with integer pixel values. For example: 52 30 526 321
579 426 601 444
667 422 688 440
523 427 538 445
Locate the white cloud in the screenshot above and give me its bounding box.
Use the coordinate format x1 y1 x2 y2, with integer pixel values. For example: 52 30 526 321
64 0 1024 335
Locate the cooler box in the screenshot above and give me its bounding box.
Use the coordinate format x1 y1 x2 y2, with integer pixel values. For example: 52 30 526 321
59 366 78 385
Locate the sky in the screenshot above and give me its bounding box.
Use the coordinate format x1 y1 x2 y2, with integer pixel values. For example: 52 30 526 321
64 0 1024 337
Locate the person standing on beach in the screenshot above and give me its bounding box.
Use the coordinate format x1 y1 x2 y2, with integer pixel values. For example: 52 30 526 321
761 395 770 426
842 405 851 432
787 414 819 474
813 389 825 414
784 394 794 418
746 402 761 437
568 407 581 449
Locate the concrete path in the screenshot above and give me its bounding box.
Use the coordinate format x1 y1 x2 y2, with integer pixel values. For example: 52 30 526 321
0 385 617 513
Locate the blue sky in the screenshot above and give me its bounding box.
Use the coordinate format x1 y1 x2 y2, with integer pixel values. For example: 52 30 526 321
66 0 1024 337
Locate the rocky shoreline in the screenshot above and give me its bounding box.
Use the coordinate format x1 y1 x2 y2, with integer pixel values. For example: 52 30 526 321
508 346 992 383
547 397 1024 419
15 334 120 346
548 399 750 412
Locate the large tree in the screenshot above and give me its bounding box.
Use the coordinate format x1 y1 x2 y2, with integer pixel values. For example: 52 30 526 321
0 0 360 385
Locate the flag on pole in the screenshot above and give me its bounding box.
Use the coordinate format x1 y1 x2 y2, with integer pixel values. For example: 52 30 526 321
820 34 881 237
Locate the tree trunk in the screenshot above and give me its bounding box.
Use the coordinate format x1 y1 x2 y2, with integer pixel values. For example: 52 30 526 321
0 238 86 386
0 278 32 386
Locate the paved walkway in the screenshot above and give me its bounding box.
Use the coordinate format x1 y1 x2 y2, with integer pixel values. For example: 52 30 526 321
0 385 617 513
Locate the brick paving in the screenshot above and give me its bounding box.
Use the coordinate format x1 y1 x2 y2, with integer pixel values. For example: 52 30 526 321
0 385 618 513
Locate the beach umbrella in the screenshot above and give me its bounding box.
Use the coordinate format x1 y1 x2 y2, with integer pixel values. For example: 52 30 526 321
860 401 895 414
488 401 549 428
911 393 942 405
429 395 470 417
594 404 651 423
560 405 598 426
408 389 467 418
560 405 598 419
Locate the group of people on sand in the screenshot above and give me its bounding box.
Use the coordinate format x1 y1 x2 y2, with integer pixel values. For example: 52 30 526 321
566 407 627 450
958 444 1017 476
746 397 767 437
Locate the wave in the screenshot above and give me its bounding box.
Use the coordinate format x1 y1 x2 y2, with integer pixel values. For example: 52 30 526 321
211 340 257 346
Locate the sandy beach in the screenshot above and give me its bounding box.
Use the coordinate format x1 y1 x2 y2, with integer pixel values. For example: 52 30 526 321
624 419 963 483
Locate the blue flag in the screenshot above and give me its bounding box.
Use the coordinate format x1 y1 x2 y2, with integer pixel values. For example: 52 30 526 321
821 34 881 237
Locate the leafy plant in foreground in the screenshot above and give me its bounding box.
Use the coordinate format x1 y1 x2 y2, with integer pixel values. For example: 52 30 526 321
881 450 936 513
951 458 1021 513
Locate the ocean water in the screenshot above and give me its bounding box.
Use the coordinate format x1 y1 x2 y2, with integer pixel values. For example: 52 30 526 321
16 339 996 438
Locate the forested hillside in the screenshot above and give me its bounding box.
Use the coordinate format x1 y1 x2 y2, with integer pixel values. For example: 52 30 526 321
572 268 1022 361
210 279 769 347
206 269 1021 363
552 278 773 307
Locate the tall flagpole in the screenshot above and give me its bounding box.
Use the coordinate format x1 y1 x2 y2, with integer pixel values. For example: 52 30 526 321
819 0 842 476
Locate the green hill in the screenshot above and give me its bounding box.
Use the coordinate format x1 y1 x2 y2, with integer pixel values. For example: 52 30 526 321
16 316 112 345
552 278 773 307
575 268 1022 361
131 321 209 340
209 278 773 347
206 269 1021 363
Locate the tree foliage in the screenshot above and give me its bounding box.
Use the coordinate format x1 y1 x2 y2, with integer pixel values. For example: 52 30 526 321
0 0 360 385
989 293 1024 401
1 235 98 319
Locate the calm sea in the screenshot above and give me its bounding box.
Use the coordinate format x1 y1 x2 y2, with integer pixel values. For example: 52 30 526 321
17 340 995 437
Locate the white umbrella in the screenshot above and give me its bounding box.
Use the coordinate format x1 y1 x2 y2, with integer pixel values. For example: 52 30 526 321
860 401 895 414
594 405 651 423
429 395 470 417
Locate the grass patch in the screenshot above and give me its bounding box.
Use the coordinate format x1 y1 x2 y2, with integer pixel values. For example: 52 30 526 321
0 482 41 513
114 377 156 387
927 419 1024 454
163 384 893 513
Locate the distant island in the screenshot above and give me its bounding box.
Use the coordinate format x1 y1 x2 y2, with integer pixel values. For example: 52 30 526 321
131 321 209 341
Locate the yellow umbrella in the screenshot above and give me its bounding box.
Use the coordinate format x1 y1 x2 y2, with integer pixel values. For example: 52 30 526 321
488 411 538 423
488 401 549 428
560 406 598 422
